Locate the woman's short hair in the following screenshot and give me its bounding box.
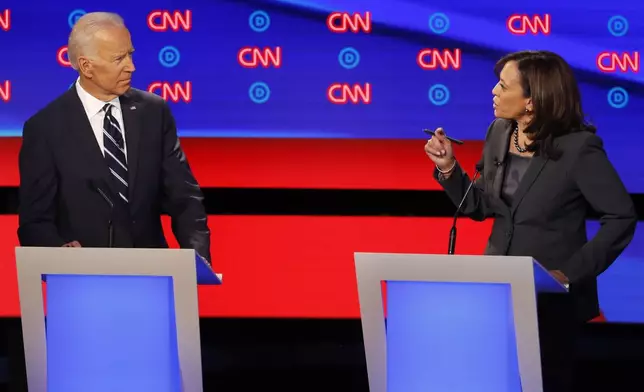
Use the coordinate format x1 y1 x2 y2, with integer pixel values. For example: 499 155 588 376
494 50 596 159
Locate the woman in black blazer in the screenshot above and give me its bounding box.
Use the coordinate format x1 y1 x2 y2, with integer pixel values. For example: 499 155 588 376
425 50 637 391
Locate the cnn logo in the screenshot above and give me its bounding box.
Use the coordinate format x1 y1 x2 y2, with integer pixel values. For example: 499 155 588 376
238 47 282 68
327 83 371 104
417 49 461 70
0 81 10 102
597 52 639 73
147 10 192 32
0 9 10 31
148 82 192 103
507 14 550 35
327 12 372 33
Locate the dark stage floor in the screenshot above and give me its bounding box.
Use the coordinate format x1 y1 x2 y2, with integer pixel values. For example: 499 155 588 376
1 318 643 391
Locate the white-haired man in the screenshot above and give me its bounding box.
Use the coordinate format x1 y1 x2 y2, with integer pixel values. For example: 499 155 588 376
17 12 211 261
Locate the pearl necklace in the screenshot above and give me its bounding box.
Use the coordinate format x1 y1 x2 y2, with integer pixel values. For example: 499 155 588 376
513 126 528 153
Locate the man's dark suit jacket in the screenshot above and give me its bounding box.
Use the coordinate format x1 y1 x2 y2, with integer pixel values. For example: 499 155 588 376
435 118 636 322
18 87 211 261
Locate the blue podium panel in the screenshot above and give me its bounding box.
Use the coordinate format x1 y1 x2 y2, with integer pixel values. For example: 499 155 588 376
386 281 522 392
45 275 181 392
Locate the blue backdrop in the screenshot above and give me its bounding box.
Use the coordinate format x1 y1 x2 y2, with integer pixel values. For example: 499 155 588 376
1 0 642 189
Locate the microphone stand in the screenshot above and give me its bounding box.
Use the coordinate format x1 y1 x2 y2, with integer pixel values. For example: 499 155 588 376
93 183 115 248
447 164 483 255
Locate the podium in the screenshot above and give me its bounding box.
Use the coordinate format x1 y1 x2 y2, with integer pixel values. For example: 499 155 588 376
354 253 568 392
15 247 222 392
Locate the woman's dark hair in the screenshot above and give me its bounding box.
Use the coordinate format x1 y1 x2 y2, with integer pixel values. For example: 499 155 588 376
494 50 596 159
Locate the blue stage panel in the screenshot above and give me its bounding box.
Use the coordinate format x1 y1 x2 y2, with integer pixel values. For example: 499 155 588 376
386 281 521 392
45 275 181 392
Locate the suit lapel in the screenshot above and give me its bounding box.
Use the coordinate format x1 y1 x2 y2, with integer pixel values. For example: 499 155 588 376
492 121 513 199
120 91 142 201
510 152 548 216
486 119 550 216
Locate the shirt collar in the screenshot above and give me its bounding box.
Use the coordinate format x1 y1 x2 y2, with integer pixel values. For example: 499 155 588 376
75 78 121 118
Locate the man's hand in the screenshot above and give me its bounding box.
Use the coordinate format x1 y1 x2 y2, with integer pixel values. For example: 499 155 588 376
62 241 81 247
549 270 569 285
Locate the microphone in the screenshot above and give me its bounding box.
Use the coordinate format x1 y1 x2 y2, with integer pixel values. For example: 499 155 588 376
447 162 484 255
89 179 115 248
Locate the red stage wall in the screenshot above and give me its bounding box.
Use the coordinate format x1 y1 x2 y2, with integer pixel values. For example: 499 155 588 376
0 137 484 189
0 215 492 317
0 138 489 318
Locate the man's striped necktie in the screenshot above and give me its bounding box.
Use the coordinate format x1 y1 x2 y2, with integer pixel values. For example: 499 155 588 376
102 103 129 203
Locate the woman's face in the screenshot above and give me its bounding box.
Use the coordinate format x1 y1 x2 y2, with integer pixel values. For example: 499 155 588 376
492 61 532 122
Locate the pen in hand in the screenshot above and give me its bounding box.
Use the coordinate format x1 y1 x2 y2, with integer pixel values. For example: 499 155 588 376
423 129 464 145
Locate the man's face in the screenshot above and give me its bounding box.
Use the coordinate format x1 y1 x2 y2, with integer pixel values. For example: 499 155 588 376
79 27 135 99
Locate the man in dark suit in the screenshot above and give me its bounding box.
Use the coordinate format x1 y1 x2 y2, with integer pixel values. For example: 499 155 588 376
17 11 210 260
13 13 212 391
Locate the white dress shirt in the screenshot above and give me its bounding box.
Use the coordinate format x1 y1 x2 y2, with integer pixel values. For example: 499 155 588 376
75 79 128 161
